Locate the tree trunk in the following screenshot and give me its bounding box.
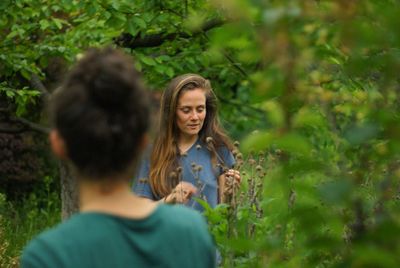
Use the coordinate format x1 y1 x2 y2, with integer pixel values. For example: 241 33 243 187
59 162 79 220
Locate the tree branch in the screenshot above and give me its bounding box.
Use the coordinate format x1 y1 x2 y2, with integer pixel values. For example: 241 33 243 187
0 126 26 134
218 96 267 119
9 116 50 134
114 18 225 49
203 32 248 78
30 74 50 100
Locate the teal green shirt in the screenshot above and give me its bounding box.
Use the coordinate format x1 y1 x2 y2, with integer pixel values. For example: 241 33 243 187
21 205 215 268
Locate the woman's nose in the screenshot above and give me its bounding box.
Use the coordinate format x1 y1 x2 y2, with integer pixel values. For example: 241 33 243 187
190 111 199 120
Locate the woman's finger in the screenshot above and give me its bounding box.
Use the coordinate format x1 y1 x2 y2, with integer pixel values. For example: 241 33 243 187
235 173 241 181
172 182 197 204
180 181 197 194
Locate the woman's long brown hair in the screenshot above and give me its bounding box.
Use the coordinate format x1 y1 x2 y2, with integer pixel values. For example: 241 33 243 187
149 74 234 198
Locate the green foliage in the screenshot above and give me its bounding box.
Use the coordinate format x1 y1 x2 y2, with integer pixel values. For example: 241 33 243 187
202 1 400 267
0 82 40 116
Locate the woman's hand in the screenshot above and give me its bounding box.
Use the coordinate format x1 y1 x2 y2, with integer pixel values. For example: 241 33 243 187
225 169 241 187
164 182 197 204
218 169 241 203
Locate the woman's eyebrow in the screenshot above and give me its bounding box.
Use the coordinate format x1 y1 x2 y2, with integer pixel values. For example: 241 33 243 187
178 104 205 108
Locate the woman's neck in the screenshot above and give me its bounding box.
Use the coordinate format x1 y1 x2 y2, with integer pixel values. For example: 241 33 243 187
178 134 198 153
79 178 156 218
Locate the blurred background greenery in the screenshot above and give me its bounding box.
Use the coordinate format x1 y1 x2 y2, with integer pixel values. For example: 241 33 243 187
1 0 399 267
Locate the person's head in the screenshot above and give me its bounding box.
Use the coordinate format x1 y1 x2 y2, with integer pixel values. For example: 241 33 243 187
160 73 218 142
149 74 233 197
50 47 149 180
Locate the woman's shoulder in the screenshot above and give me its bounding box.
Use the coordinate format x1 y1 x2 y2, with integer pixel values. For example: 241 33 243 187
215 143 233 157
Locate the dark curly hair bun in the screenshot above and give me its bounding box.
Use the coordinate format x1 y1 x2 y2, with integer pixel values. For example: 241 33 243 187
51 47 150 178
87 53 135 112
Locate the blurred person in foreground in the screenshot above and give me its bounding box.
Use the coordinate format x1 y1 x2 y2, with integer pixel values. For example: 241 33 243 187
20 48 215 268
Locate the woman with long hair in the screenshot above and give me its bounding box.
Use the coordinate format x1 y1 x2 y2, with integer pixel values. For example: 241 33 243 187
21 49 215 268
133 74 240 211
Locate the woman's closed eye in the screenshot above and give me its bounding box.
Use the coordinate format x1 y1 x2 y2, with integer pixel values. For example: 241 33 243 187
180 106 205 114
180 107 191 114
196 107 205 113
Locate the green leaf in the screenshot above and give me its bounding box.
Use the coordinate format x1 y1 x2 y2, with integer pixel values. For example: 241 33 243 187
156 55 171 62
118 3 135 13
140 55 156 66
165 67 174 78
194 198 212 212
20 69 31 80
52 18 63 29
242 131 274 153
39 19 50 30
293 107 325 128
184 13 206 31
275 133 312 156
5 90 15 98
126 17 138 36
106 12 127 29
261 100 284 127
243 131 311 156
133 16 146 29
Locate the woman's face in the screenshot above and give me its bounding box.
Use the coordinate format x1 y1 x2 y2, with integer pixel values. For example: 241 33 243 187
175 88 206 139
